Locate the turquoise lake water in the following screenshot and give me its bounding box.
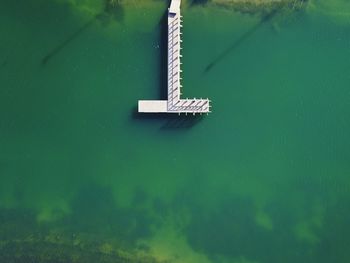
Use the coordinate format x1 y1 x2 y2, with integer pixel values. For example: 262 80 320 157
1 0 350 262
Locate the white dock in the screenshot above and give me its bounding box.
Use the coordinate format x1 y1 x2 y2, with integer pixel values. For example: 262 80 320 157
138 0 211 114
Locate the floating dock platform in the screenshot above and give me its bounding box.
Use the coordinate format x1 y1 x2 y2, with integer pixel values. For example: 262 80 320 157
138 0 211 114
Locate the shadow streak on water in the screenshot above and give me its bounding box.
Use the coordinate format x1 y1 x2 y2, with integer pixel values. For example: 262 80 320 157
41 1 124 66
131 107 206 130
41 17 96 65
204 9 280 73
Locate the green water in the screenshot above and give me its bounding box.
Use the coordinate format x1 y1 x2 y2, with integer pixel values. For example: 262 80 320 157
1 0 350 262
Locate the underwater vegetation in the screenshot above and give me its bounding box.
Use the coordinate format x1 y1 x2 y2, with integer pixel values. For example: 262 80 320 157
0 185 161 263
2 182 350 263
210 0 308 14
183 0 308 14
171 182 350 263
189 0 350 27
67 184 155 244
306 0 350 24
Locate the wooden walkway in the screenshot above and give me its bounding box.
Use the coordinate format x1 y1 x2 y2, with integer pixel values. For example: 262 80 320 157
138 0 211 114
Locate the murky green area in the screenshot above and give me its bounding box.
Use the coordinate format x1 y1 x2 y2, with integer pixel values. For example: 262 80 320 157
1 0 350 262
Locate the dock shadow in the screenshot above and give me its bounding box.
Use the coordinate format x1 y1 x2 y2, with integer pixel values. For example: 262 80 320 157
157 12 169 100
131 107 206 130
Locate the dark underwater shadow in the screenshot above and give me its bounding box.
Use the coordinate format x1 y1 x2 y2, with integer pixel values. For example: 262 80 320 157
41 0 124 66
204 8 281 73
66 184 155 245
157 12 169 100
183 192 316 263
131 107 206 130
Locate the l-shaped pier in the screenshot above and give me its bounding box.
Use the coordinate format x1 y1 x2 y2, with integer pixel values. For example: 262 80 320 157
138 0 211 114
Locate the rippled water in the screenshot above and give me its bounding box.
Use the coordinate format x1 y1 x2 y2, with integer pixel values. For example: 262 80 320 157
1 0 350 262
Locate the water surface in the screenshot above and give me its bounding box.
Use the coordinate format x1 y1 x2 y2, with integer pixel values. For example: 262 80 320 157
1 0 350 262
